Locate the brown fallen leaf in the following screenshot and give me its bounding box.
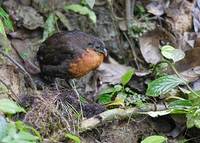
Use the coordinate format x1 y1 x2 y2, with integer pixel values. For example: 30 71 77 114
168 46 200 82
139 27 176 64
173 47 200 72
11 37 41 75
3 0 44 30
165 0 195 34
146 0 169 17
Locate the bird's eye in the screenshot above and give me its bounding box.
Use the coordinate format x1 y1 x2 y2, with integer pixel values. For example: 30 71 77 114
88 43 93 46
96 46 100 49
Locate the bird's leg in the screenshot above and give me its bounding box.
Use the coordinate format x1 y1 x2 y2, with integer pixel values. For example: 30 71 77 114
66 79 84 119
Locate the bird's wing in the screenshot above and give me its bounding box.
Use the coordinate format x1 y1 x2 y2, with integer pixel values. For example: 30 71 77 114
37 31 85 65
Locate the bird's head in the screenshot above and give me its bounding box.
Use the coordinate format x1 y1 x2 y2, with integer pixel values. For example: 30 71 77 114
88 39 107 57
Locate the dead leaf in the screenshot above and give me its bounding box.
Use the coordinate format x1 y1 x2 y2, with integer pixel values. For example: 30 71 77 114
3 0 44 30
11 37 41 75
139 27 176 64
173 47 200 73
168 47 200 82
146 0 169 16
97 63 132 86
165 0 195 34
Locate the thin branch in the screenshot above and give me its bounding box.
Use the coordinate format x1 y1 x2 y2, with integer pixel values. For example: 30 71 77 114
123 32 143 69
80 103 167 132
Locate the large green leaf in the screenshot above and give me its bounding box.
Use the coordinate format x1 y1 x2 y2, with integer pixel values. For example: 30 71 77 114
64 4 96 24
141 135 167 143
0 98 25 114
1 122 39 143
146 75 184 97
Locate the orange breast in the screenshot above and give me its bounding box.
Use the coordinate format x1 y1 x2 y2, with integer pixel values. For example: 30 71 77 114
68 49 104 78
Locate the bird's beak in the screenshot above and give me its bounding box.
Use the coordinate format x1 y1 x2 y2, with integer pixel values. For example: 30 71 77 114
103 48 108 57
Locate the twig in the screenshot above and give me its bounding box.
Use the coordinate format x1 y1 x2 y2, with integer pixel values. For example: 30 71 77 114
70 80 84 120
107 0 124 20
80 103 167 132
125 0 133 28
123 32 142 69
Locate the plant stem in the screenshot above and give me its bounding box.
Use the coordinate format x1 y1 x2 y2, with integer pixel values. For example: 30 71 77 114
155 60 200 97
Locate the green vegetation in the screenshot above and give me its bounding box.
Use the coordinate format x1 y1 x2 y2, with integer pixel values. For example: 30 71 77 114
141 135 167 143
0 98 41 143
98 69 147 108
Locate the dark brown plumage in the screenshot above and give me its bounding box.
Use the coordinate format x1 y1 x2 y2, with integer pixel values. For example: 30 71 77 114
37 30 107 79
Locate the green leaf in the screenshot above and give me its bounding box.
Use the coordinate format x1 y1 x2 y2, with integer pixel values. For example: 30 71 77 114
186 111 200 128
65 133 81 143
5 122 17 140
0 7 14 32
0 116 8 140
15 121 42 140
0 8 13 54
55 11 72 30
107 98 125 107
97 94 112 104
185 91 200 128
98 87 115 95
169 100 192 110
141 135 167 143
64 4 96 24
0 18 6 37
16 131 39 141
0 98 25 114
146 75 184 97
85 0 96 8
120 69 135 86
42 12 57 42
114 85 123 92
188 91 200 106
81 0 95 8
161 45 185 62
1 121 40 143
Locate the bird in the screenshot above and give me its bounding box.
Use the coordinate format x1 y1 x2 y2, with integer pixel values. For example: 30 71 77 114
37 30 107 80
